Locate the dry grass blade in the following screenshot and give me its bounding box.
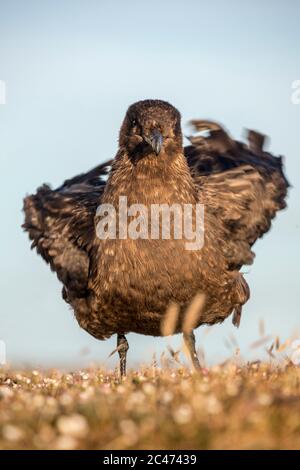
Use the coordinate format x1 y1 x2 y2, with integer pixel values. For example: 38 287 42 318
167 346 181 364
250 335 273 350
201 326 214 338
268 343 274 354
160 351 170 368
278 340 291 352
223 338 232 351
107 344 124 358
198 347 206 365
229 334 239 348
182 293 206 334
259 319 265 337
266 343 275 359
160 302 180 336
152 353 157 368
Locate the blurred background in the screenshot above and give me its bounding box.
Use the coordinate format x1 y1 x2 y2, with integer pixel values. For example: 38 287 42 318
0 0 299 369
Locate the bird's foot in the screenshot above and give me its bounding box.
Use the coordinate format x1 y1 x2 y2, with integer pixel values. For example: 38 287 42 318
117 334 129 379
183 330 208 374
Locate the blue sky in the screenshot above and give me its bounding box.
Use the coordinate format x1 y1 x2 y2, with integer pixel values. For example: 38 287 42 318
0 0 299 369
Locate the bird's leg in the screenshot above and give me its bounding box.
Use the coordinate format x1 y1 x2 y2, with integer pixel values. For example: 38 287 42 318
117 334 129 378
183 331 201 371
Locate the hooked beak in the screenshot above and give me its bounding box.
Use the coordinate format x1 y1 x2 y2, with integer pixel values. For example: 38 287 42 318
144 129 163 155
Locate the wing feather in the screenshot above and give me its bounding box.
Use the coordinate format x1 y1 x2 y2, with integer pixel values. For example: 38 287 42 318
22 161 111 297
185 121 289 269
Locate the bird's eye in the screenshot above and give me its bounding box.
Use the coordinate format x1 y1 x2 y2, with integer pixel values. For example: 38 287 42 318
132 119 137 126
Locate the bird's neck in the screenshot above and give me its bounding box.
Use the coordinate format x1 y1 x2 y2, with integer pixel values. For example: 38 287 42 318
102 148 198 205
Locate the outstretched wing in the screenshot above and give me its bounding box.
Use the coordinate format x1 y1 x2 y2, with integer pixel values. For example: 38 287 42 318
185 121 289 270
23 160 112 297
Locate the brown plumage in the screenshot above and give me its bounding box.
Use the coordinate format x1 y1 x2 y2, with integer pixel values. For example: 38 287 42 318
23 99 289 375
